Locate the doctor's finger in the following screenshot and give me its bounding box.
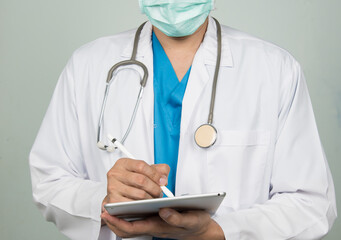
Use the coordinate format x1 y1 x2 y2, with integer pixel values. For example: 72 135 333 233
107 194 133 204
101 212 138 238
106 178 136 203
120 171 163 198
119 180 154 200
107 166 162 198
159 209 211 230
151 164 170 180
125 159 167 186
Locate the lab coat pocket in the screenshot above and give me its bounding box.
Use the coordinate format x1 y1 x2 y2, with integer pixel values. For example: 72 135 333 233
206 130 270 210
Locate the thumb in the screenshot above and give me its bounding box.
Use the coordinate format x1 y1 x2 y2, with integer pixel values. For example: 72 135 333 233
152 164 170 185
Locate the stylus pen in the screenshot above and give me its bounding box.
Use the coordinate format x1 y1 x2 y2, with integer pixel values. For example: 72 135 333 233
108 134 175 198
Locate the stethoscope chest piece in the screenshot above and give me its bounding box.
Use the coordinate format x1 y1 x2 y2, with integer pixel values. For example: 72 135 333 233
194 124 217 148
97 19 223 152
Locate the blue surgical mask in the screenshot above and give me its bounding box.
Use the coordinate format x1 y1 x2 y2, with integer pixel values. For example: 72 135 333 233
139 0 215 37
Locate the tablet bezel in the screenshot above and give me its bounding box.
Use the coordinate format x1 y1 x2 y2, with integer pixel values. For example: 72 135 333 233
104 192 226 221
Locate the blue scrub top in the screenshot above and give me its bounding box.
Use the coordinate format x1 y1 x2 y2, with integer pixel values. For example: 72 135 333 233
153 32 191 240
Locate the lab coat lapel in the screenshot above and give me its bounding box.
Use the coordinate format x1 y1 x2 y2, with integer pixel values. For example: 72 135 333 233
181 48 209 134
180 16 234 134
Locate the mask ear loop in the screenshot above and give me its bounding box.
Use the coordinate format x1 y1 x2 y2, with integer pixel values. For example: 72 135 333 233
194 18 222 148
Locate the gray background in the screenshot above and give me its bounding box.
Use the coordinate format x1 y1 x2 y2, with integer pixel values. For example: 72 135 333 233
0 0 340 239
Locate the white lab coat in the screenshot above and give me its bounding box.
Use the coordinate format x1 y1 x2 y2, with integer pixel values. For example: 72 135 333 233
30 17 337 240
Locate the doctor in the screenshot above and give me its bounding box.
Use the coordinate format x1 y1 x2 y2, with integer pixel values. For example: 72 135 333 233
30 0 337 240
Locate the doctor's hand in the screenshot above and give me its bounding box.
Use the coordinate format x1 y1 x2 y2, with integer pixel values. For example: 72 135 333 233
103 158 170 206
101 208 225 240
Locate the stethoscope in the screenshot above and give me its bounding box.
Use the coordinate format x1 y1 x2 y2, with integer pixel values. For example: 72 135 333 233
97 18 222 152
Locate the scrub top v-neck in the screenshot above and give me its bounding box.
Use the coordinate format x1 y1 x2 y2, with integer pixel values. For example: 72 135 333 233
153 31 191 197
153 32 191 240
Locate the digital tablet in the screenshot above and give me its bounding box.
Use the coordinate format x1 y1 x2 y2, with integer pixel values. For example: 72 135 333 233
104 192 226 221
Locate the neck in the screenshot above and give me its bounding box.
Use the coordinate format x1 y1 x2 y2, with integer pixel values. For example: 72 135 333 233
153 18 209 54
152 18 209 81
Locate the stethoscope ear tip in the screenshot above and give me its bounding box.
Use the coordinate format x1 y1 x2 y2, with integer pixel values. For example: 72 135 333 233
107 146 116 152
97 141 116 152
97 141 106 150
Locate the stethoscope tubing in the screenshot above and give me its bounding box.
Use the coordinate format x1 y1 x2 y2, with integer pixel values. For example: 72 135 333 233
120 86 144 144
106 60 148 86
97 18 222 150
97 23 148 150
208 18 222 125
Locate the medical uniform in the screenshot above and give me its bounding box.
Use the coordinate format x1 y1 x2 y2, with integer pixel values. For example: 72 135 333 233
30 17 337 240
153 31 191 195
153 31 191 240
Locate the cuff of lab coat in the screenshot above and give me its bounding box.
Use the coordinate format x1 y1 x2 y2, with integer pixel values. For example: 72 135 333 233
213 212 240 240
91 183 107 238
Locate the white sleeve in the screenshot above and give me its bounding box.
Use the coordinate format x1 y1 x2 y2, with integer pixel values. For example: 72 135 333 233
213 60 337 239
29 54 107 240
